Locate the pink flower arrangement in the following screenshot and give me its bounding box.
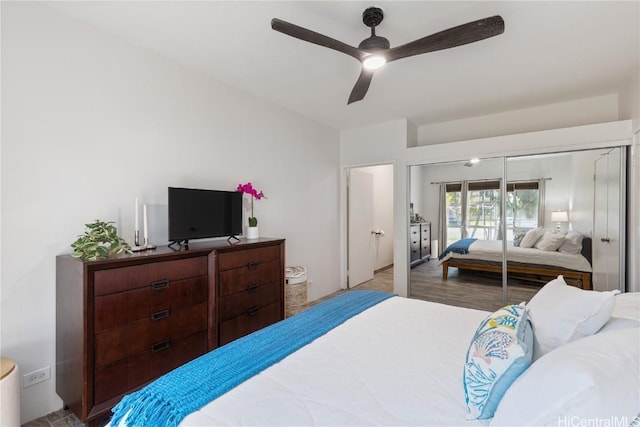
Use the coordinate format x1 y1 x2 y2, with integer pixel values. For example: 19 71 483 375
236 182 266 227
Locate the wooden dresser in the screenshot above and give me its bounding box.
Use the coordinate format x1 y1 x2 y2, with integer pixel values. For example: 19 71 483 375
56 238 284 427
410 222 431 267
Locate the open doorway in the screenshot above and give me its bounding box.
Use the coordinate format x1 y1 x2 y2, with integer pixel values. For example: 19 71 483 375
347 164 394 290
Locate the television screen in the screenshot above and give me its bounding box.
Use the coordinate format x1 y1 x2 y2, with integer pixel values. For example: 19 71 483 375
168 187 242 243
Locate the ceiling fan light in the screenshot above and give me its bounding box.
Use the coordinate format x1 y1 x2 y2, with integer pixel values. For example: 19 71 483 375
363 55 386 70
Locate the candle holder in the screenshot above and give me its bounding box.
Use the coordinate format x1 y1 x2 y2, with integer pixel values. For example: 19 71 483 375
131 242 156 252
131 202 156 251
130 230 148 252
143 238 156 250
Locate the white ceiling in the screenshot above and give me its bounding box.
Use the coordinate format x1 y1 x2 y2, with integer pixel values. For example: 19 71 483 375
48 1 639 131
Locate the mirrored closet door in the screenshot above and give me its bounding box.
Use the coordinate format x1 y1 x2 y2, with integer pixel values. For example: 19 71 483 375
409 157 506 311
409 147 626 312
504 147 625 301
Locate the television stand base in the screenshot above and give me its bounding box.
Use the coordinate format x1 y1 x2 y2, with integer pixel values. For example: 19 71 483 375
168 240 189 251
130 243 156 252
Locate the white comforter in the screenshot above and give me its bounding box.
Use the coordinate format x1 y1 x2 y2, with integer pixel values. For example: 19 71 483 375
114 293 639 427
439 239 592 272
181 297 488 426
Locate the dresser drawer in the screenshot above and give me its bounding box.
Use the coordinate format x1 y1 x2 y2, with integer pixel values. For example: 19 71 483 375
217 246 280 271
94 302 207 368
219 301 281 346
56 240 285 427
94 256 208 296
218 282 280 322
94 276 207 333
93 330 207 405
218 260 279 297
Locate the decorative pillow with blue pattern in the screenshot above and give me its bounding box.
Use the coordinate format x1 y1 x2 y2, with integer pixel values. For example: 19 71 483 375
513 230 526 247
463 303 533 420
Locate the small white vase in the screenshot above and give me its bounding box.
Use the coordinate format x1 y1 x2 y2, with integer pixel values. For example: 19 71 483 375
246 226 259 240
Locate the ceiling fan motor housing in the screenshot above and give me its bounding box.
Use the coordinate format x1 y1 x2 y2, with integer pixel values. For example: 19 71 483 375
359 7 389 51
362 7 384 28
358 35 390 51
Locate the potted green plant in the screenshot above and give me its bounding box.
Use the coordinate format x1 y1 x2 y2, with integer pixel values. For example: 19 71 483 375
71 220 132 261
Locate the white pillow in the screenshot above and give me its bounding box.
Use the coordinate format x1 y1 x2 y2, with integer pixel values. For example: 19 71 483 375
610 291 640 320
491 327 640 426
519 227 544 248
463 304 533 420
533 231 566 251
527 276 619 360
598 293 640 333
558 231 584 254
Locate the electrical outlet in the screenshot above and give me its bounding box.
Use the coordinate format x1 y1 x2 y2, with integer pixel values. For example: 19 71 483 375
23 366 50 388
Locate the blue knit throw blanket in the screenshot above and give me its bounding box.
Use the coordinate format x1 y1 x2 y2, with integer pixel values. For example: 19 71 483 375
438 238 477 260
110 290 395 427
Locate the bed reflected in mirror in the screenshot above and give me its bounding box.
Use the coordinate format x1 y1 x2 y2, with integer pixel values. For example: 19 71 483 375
409 157 507 311
505 148 624 299
409 147 625 312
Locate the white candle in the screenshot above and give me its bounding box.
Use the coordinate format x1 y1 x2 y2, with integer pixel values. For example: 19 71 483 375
143 204 148 241
134 198 139 232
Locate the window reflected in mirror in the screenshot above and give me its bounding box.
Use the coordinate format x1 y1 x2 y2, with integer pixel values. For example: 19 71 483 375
409 147 625 312
409 157 506 311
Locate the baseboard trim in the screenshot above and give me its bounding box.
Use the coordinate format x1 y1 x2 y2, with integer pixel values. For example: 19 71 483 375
374 264 393 274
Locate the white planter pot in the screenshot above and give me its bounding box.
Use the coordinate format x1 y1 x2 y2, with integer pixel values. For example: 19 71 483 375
246 226 259 239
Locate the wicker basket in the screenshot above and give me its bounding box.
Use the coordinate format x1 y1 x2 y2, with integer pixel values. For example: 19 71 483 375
285 266 308 317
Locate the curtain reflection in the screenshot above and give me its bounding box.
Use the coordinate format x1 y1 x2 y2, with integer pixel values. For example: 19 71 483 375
409 147 626 311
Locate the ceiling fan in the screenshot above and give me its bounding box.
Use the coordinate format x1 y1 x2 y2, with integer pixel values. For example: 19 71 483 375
271 7 504 104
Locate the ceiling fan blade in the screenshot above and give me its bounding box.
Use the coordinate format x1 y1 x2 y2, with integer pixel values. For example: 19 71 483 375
347 68 374 104
271 18 367 62
386 15 504 63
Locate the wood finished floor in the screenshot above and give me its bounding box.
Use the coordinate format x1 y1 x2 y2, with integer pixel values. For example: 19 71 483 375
410 259 541 312
324 260 541 313
21 408 81 427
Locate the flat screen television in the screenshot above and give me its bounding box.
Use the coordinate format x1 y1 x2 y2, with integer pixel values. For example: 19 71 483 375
168 187 243 245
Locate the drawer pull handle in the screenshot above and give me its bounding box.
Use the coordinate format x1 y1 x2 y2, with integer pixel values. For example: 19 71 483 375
151 309 171 321
151 279 170 290
247 283 259 293
247 261 260 270
247 306 259 317
151 340 171 353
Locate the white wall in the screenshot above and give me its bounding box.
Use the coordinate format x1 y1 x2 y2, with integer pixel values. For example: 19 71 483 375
619 72 640 133
342 119 634 302
409 166 423 221
1 3 340 422
340 119 410 296
619 72 640 292
630 132 640 292
417 94 620 145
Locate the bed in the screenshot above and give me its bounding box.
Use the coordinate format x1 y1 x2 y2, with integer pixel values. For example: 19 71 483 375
110 281 639 427
439 234 593 289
